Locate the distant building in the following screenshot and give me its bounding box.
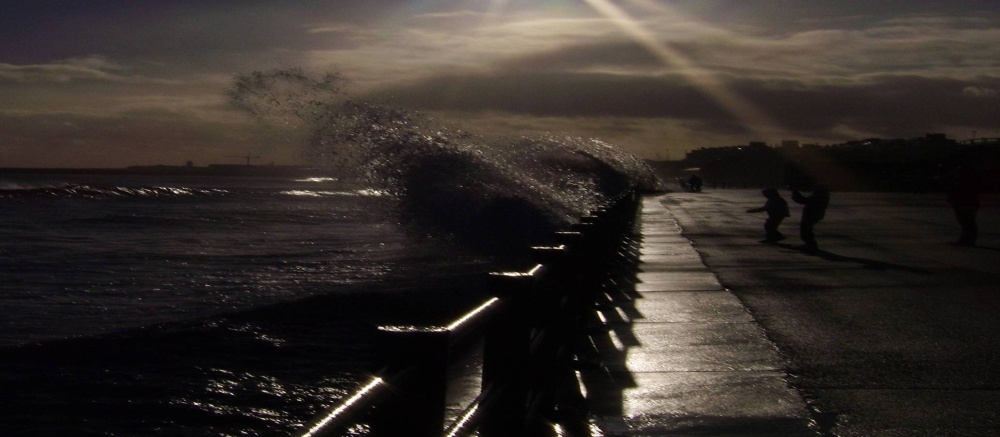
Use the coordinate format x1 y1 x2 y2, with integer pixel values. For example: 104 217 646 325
781 140 799 149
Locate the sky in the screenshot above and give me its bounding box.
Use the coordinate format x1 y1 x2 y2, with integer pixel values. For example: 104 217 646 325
1 0 998 168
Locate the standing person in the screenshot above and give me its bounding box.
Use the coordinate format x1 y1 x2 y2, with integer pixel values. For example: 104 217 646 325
746 188 790 243
792 185 830 253
947 164 981 246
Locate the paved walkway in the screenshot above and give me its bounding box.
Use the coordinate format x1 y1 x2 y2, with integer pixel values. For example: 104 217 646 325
583 195 818 436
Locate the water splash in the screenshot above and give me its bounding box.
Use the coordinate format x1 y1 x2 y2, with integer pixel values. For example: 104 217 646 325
229 68 662 254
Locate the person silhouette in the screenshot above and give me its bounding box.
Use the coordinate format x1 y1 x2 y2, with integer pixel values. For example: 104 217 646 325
946 164 981 246
746 187 790 243
792 185 830 253
688 174 703 192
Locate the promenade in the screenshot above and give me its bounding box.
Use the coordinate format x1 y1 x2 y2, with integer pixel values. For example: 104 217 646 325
580 194 817 436
581 190 1000 436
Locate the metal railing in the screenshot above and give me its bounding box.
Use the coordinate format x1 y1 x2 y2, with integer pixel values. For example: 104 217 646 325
297 190 640 437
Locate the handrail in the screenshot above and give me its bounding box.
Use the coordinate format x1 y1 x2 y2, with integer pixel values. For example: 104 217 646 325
296 189 640 437
299 377 388 437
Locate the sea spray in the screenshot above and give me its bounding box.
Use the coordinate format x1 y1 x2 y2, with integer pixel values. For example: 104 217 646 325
229 68 662 254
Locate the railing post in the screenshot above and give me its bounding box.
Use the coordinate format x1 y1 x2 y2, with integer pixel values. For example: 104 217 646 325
528 244 589 430
370 326 450 437
479 267 542 437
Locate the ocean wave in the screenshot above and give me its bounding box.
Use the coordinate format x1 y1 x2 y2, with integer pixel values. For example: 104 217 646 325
0 184 229 200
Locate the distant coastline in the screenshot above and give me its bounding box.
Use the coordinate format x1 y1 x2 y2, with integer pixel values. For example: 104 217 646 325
0 164 334 178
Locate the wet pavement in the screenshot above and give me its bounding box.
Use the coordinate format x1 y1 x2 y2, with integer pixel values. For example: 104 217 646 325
586 190 1000 436
583 195 817 436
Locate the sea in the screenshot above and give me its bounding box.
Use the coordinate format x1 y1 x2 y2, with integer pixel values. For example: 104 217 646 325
0 172 502 437
1 69 662 436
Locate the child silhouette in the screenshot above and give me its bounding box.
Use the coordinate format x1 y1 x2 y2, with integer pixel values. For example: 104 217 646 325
747 187 790 243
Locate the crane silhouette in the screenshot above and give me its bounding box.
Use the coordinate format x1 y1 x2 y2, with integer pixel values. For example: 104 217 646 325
227 154 261 165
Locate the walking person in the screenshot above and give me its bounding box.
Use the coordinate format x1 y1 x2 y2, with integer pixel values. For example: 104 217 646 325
746 187 790 243
792 185 830 253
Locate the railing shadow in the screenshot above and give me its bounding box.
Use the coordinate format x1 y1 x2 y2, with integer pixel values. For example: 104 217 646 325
570 232 643 432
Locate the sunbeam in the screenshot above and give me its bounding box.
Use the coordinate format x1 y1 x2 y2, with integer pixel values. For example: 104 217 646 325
581 0 785 140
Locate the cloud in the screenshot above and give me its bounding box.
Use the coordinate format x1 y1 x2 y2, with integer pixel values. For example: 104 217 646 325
654 19 1000 84
2 1 998 165
375 69 999 145
376 71 726 118
355 6 999 148
495 42 662 74
306 15 632 87
0 56 129 83
735 75 1000 135
410 10 490 24
312 6 1000 101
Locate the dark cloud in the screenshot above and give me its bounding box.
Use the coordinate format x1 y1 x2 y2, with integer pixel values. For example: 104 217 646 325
376 71 999 141
494 42 662 73
738 75 1000 135
376 72 730 119
680 1 997 30
0 1 394 71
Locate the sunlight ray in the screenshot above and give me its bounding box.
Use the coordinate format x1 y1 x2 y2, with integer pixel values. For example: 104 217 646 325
582 0 785 139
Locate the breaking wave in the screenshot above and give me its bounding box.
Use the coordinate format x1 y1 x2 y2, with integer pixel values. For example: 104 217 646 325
229 68 663 254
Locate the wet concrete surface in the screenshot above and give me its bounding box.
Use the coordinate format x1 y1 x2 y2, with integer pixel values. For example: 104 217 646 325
584 196 816 436
658 190 1000 436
